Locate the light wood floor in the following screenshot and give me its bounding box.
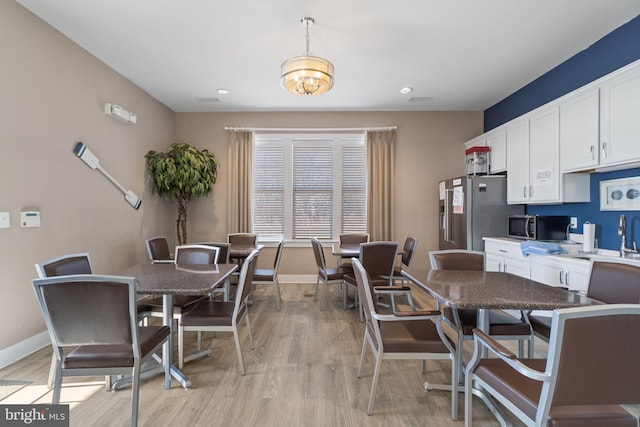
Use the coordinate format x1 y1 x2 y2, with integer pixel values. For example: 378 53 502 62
1 283 543 426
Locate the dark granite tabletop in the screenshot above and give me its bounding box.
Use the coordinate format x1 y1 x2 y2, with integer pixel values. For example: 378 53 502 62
120 263 237 296
402 268 600 310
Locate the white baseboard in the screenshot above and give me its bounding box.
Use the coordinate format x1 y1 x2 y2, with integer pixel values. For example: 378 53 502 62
278 274 316 284
0 331 50 369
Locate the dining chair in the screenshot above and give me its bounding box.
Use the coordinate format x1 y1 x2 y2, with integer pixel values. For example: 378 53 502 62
311 237 348 310
35 253 94 389
146 244 219 368
32 274 170 427
252 238 284 310
197 242 231 300
145 236 174 263
383 236 419 311
337 233 370 268
428 249 533 376
343 241 400 318
465 304 640 427
352 258 459 419
528 260 640 343
178 249 259 374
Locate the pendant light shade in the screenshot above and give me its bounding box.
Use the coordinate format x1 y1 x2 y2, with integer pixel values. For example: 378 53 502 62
280 17 334 96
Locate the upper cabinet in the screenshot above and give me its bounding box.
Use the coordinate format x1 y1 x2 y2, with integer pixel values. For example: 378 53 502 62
505 118 530 203
463 128 507 174
560 88 600 172
600 63 640 168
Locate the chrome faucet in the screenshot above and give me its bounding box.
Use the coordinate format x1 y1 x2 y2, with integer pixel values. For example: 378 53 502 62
618 214 638 257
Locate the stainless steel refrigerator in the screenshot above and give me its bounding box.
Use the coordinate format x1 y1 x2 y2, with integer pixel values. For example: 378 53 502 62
439 175 524 251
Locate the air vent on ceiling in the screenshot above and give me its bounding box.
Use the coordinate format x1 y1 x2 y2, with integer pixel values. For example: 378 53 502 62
196 97 221 103
408 97 434 103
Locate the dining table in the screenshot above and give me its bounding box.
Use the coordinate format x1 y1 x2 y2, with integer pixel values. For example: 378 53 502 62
119 262 238 389
401 268 602 424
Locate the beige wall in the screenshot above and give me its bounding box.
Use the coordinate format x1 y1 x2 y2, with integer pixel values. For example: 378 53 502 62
175 111 483 274
0 2 175 352
1 1 482 357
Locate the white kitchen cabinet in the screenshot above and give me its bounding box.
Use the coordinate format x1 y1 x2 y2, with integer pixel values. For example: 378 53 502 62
484 238 530 278
505 119 530 203
486 127 507 173
560 88 600 172
506 104 590 204
600 62 640 168
530 255 590 293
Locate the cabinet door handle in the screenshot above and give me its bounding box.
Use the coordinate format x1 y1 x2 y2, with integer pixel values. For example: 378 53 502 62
565 270 570 286
529 186 533 198
590 145 594 161
602 142 607 159
523 186 527 198
559 271 564 284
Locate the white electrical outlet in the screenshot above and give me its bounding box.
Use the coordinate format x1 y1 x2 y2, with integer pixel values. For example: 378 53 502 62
0 212 10 228
570 217 578 229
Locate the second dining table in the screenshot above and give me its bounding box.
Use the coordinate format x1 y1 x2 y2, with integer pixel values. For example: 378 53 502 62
120 262 238 389
401 268 602 423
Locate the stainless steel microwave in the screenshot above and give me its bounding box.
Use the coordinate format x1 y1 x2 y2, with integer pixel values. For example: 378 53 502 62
508 215 570 241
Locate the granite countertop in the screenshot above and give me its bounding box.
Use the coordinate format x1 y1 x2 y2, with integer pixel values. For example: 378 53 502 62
402 268 600 310
120 263 237 295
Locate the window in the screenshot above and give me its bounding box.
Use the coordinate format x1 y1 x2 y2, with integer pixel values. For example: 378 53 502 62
253 133 367 241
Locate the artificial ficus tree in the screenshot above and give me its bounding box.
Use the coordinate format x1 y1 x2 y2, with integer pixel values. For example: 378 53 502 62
145 142 219 245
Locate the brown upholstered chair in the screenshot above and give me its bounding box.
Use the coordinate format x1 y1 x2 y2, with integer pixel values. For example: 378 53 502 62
228 233 257 263
179 250 259 374
353 258 459 418
344 241 401 318
35 253 94 389
428 250 533 374
145 236 173 263
383 236 419 311
311 237 348 309
252 238 284 310
465 304 640 427
529 260 640 342
337 233 369 268
32 274 170 427
197 242 232 300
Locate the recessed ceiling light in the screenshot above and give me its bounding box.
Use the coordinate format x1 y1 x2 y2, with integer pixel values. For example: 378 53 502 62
400 87 413 94
217 89 229 95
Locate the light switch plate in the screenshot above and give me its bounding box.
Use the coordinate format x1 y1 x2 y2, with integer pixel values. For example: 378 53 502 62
0 211 10 228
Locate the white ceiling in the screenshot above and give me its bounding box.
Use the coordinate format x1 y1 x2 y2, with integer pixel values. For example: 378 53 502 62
16 0 640 113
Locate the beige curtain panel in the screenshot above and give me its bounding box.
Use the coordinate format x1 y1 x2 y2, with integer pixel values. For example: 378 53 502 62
227 130 253 233
366 129 395 241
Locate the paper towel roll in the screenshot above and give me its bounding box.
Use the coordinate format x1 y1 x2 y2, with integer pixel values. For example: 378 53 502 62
583 222 595 253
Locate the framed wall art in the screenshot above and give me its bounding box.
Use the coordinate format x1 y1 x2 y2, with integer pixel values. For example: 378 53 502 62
600 176 640 211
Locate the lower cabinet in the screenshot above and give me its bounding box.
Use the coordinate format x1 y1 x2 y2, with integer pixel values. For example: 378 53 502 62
530 255 590 293
484 239 530 278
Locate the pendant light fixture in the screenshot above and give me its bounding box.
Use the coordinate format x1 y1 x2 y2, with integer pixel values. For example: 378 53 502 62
280 17 334 96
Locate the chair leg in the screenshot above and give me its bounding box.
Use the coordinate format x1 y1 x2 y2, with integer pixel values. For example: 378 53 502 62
518 340 525 358
406 292 416 311
131 363 140 427
51 359 62 404
273 276 282 311
47 353 56 389
464 365 474 427
232 327 246 375
357 331 369 378
320 280 327 310
245 311 255 350
367 354 383 415
450 354 459 421
390 295 397 312
314 275 320 301
528 335 535 358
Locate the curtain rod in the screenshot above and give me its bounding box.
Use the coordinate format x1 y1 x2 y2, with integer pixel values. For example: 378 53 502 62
224 126 397 132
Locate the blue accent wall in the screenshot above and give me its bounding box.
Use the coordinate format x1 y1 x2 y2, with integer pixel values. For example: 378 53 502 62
483 14 640 252
485 15 640 131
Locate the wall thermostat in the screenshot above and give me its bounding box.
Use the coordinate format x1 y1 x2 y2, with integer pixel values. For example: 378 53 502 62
20 211 41 228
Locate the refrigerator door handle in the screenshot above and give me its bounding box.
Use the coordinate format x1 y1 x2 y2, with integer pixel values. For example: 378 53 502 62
443 189 450 242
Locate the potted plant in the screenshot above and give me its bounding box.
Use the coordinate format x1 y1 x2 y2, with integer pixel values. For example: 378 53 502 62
145 142 219 245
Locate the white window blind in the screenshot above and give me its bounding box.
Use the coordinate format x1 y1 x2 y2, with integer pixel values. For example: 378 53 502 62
253 133 366 241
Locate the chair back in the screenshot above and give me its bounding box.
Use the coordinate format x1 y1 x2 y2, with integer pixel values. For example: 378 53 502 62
587 261 640 303
198 242 231 264
311 238 327 272
429 249 485 271
228 233 257 247
339 233 369 248
146 237 172 262
352 258 380 339
272 239 285 270
360 241 399 281
235 250 259 310
400 236 418 267
538 304 640 423
35 253 92 278
175 244 219 265
32 274 138 354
